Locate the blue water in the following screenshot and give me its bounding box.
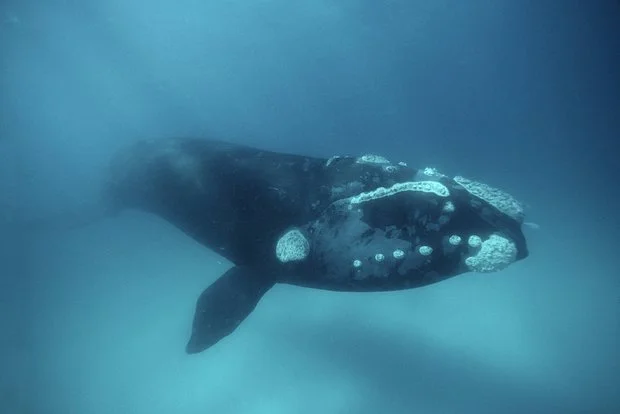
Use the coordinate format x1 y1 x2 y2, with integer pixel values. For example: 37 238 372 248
1 1 618 413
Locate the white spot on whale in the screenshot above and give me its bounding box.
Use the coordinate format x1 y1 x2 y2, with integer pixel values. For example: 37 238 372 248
356 154 391 165
442 201 455 213
468 235 482 248
275 229 310 263
349 181 450 205
448 235 462 246
465 234 517 273
454 175 525 223
418 245 433 256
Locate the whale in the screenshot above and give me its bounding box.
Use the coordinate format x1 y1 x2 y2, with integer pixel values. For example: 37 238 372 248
34 137 531 353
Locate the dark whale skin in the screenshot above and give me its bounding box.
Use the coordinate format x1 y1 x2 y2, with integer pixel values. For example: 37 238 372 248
99 137 529 352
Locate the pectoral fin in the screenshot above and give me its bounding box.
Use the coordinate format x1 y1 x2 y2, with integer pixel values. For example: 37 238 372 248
185 266 275 354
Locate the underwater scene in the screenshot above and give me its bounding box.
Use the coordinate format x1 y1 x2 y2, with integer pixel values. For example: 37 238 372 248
1 1 618 413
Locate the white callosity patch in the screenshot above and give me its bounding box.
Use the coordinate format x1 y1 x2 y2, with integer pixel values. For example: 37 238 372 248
392 249 405 259
275 229 310 263
349 181 450 205
442 201 455 213
448 235 462 245
422 167 445 178
356 154 391 165
465 234 517 273
454 176 525 222
374 253 385 262
353 259 362 268
418 245 433 256
468 235 483 248
443 234 462 254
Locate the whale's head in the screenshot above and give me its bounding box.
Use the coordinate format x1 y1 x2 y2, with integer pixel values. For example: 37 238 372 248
281 167 529 291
